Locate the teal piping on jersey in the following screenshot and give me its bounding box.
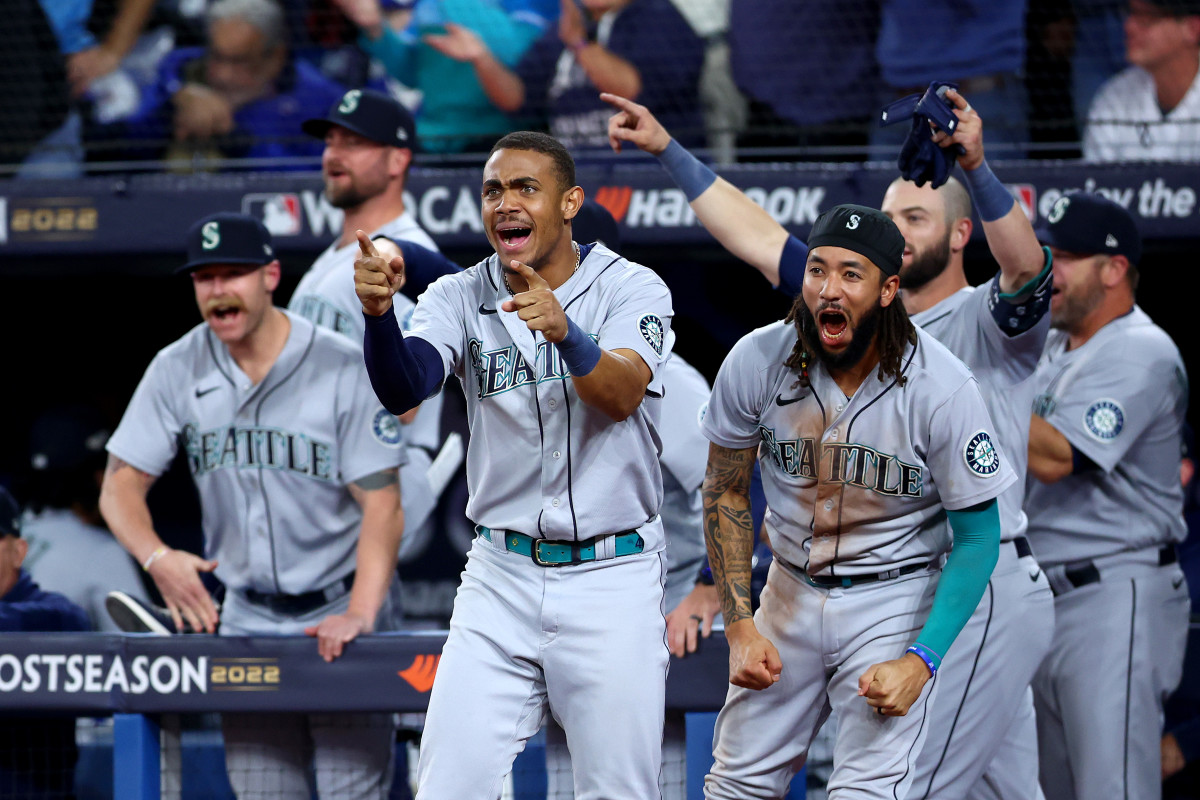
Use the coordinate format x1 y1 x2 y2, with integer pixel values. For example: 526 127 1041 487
997 246 1052 302
913 498 1001 669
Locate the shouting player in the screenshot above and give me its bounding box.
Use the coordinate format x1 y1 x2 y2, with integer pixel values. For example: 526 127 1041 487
100 212 406 798
356 131 675 799
604 90 1054 799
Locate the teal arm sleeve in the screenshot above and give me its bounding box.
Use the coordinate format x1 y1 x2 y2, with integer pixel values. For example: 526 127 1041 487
913 499 1001 669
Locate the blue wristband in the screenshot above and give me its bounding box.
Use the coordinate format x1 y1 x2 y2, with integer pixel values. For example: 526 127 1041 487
906 643 942 676
961 160 1015 223
556 317 602 376
657 139 717 202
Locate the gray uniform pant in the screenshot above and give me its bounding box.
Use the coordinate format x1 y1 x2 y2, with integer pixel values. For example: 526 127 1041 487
705 559 939 800
1033 554 1189 800
415 536 669 800
909 539 1054 800
219 580 402 799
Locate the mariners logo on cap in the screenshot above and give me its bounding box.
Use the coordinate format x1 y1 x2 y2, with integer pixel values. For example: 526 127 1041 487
639 314 664 356
1047 196 1070 224
1084 399 1125 441
338 89 361 115
963 430 1000 477
202 221 221 250
372 409 402 446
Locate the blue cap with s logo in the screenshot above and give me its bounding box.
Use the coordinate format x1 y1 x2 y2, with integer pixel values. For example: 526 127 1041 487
302 88 418 150
177 212 276 274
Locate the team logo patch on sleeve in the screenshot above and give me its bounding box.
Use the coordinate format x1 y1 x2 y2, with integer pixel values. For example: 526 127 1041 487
1083 399 1124 441
963 430 1000 477
638 314 664 356
372 409 403 446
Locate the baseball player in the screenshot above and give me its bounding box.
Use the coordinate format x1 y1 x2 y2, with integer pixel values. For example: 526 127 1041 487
604 90 1055 799
98 212 406 799
541 200 713 800
292 88 454 565
1024 193 1189 800
698 203 1010 798
355 131 675 799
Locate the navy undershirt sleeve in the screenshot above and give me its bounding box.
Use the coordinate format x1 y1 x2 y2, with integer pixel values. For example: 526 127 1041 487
362 306 446 414
777 235 809 297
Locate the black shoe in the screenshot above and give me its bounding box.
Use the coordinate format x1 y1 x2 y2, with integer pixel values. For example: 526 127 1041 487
105 591 178 634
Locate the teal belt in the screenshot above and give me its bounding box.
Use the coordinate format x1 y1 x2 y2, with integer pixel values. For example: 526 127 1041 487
477 525 644 567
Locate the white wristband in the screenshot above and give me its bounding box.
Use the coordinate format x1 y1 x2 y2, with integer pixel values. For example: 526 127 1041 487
142 546 170 572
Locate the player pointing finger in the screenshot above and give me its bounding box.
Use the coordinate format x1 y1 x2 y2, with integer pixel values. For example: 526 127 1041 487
354 229 406 317
501 261 569 342
601 92 671 155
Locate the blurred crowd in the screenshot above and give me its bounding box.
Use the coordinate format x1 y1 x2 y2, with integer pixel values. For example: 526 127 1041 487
3 0 1199 177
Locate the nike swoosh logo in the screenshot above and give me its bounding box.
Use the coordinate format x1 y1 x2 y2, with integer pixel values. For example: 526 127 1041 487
775 393 805 407
1174 577 1185 590
1029 570 1042 582
195 386 220 398
479 304 498 315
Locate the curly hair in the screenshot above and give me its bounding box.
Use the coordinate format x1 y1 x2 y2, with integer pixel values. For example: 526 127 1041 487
783 292 917 389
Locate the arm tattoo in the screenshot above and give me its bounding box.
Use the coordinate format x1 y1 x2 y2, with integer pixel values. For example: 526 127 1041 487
352 469 399 492
701 444 757 626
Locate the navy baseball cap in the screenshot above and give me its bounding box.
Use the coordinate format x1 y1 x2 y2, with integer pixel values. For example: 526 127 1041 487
1036 193 1142 265
0 487 20 538
572 200 621 250
30 406 110 473
302 88 417 150
807 204 905 277
177 212 277 275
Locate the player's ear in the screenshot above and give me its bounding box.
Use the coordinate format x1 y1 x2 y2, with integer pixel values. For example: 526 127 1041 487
1099 254 1129 289
389 147 412 181
950 215 972 254
879 274 901 307
262 260 282 292
562 185 584 222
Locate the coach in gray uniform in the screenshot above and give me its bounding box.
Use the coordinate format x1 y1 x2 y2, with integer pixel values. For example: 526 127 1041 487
291 88 452 565
604 90 1054 799
1025 193 1189 800
99 212 406 799
356 131 674 799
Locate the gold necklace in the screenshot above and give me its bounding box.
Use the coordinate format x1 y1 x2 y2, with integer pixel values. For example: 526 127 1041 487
503 241 580 295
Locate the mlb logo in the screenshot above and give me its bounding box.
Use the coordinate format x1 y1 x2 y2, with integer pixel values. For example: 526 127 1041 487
1007 184 1036 222
242 193 302 236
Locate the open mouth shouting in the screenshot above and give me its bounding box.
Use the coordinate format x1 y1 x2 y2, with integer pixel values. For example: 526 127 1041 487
817 306 850 347
205 299 246 329
495 221 533 255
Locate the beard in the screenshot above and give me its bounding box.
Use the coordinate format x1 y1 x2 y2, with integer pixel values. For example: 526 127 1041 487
899 232 951 291
325 179 373 210
1051 274 1105 331
795 297 883 372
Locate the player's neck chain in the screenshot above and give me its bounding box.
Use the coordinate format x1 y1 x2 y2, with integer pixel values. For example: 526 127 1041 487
502 241 580 296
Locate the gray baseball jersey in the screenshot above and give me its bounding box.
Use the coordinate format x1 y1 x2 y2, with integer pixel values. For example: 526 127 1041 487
909 265 1051 543
1025 305 1188 566
406 242 675 548
657 354 711 609
106 311 407 596
22 509 151 633
703 322 1015 576
288 211 442 456
906 267 1056 800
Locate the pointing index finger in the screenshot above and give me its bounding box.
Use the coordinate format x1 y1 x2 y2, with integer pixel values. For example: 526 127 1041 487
600 92 638 114
355 230 380 258
511 260 550 291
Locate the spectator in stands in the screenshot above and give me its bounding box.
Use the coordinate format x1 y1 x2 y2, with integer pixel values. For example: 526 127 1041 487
0 486 91 798
127 0 346 169
16 0 156 177
872 0 1030 158
0 0 69 172
727 0 878 160
463 0 706 149
21 405 151 633
1070 0 1131 131
330 0 556 153
1083 0 1200 161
